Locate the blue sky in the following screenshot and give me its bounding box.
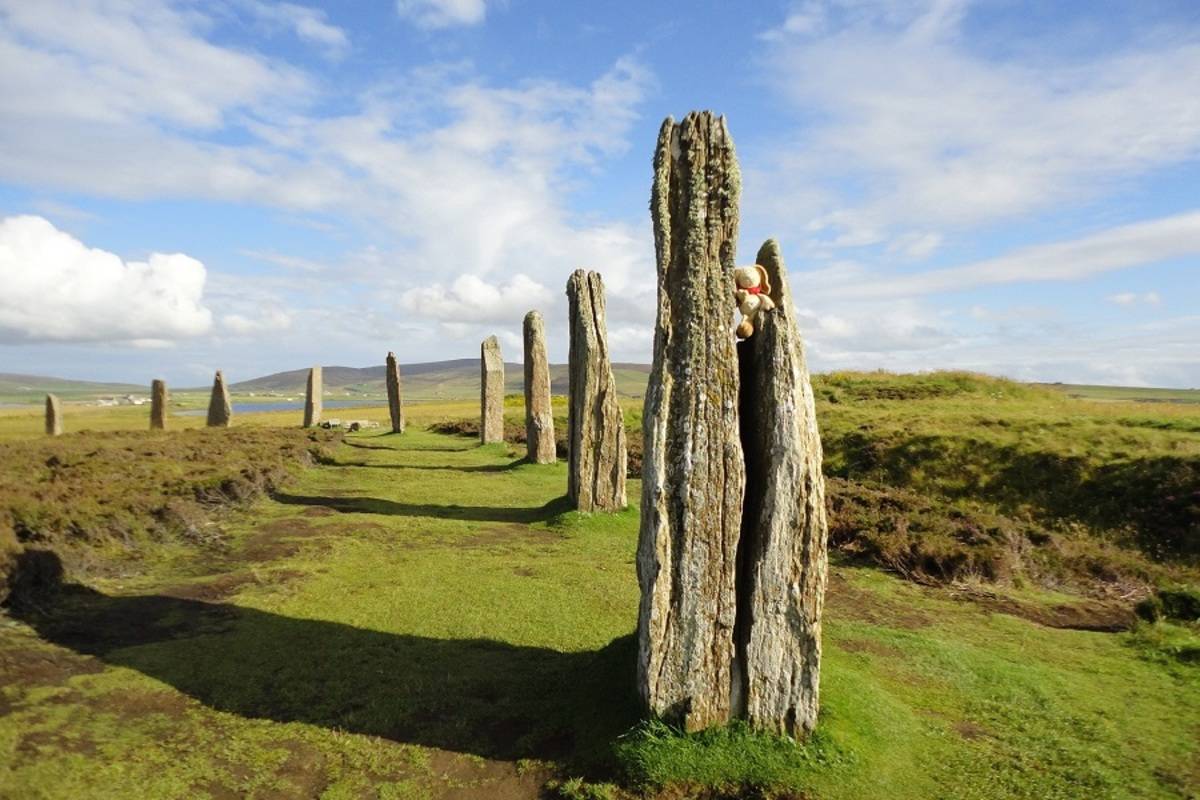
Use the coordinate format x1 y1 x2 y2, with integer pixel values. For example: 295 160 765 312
0 0 1198 387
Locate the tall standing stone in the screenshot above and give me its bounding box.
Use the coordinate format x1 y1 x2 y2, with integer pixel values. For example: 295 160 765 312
566 270 626 511
636 113 829 737
636 112 746 731
735 240 828 736
523 311 556 464
150 379 168 430
206 370 232 428
303 366 322 428
45 394 63 436
386 352 405 434
480 336 504 444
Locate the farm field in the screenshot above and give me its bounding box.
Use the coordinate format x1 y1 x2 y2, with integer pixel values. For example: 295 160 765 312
1 374 1198 799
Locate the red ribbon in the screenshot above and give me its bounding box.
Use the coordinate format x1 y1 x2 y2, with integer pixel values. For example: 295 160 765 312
745 285 762 295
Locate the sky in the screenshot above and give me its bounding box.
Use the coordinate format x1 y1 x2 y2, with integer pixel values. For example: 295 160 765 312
0 0 1198 388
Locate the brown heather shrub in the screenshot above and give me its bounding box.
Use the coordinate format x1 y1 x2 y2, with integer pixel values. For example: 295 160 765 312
0 427 339 604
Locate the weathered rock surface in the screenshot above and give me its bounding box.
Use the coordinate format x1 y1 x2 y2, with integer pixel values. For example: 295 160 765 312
566 270 627 511
206 371 232 428
386 352 405 434
636 113 829 737
150 379 168 430
636 112 745 731
480 336 504 444
523 311 556 463
734 239 828 736
304 366 322 428
45 394 63 436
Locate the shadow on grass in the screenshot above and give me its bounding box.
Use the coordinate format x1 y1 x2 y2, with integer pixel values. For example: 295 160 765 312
345 441 481 454
15 583 639 771
271 492 575 524
324 458 531 474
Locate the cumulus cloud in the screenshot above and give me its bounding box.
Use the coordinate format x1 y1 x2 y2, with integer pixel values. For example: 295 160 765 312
0 215 212 343
401 274 552 324
396 0 491 28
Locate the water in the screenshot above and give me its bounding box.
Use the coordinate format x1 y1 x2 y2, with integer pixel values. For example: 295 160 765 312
175 400 379 417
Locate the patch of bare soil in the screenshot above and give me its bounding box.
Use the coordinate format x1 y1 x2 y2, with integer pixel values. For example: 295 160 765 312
824 571 934 629
837 638 905 659
16 728 98 759
239 517 332 562
162 572 260 602
462 524 563 550
300 506 337 518
0 644 104 689
256 739 331 800
953 720 990 740
93 687 192 719
948 585 1135 632
426 749 555 800
646 784 807 800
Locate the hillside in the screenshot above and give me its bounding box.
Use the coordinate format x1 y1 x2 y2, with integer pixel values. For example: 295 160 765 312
0 373 145 404
233 359 653 401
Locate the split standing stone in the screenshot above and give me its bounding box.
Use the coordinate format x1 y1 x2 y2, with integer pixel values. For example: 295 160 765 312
734 239 828 736
523 311 556 464
45 394 63 436
636 112 746 731
566 270 626 512
386 352 405 434
480 336 504 444
206 370 232 428
303 366 322 428
150 379 168 430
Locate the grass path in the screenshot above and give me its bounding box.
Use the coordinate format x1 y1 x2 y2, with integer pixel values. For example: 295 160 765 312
1 428 1197 799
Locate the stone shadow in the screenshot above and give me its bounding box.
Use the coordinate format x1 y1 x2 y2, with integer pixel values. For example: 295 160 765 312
324 458 530 474
270 492 574 524
13 583 639 771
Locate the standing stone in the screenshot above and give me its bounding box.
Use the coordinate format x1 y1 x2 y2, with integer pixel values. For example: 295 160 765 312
303 366 322 428
386 352 405 434
480 336 504 444
566 270 626 511
44 394 63 436
523 311 556 464
636 112 745 731
735 240 828 736
206 370 232 428
150 379 168 430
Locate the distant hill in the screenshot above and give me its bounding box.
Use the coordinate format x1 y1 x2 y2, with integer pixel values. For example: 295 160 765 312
0 373 145 404
1038 383 1200 404
233 359 653 401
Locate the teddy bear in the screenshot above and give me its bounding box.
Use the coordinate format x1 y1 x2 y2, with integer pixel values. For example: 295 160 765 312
733 264 775 339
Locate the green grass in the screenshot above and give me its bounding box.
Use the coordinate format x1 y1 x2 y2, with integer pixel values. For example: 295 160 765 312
1 376 1198 798
1044 383 1200 404
1 421 1198 798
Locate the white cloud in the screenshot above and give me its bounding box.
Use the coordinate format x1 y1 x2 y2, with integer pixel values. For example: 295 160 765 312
244 1 349 58
0 0 311 130
753 0 1200 252
0 1 655 361
222 309 293 334
402 273 553 324
809 211 1200 300
1108 291 1161 307
0 215 212 343
396 0 491 29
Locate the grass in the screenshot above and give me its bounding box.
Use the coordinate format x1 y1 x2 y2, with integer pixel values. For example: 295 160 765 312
0 375 1197 798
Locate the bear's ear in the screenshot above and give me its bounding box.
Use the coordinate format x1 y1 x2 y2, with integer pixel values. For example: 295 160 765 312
755 264 772 297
